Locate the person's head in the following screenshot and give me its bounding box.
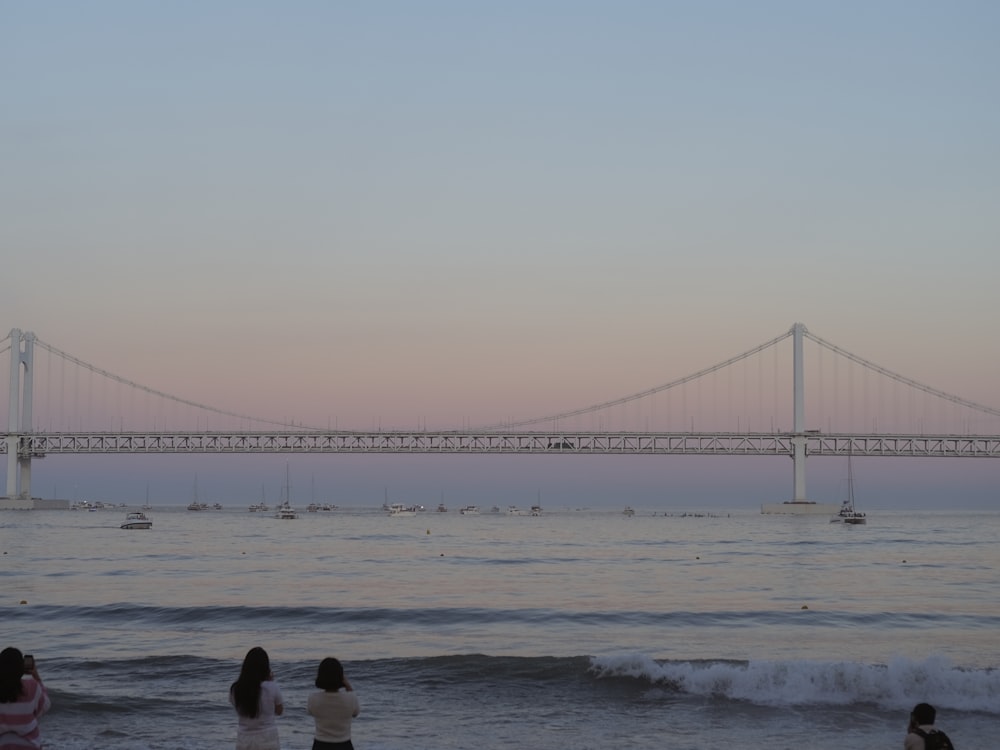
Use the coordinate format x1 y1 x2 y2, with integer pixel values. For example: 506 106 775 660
238 647 271 683
911 703 936 726
0 648 26 703
315 657 345 691
231 647 271 718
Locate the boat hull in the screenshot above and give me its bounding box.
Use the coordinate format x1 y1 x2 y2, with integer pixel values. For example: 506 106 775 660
761 501 840 515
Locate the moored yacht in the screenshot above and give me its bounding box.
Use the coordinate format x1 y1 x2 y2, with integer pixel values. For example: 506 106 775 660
830 451 867 525
274 501 298 520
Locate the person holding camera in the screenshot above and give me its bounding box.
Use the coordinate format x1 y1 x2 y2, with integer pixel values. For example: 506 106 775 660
307 657 360 750
0 648 51 750
905 703 955 749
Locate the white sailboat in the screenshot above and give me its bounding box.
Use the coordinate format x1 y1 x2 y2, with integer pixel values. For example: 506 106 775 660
274 464 298 519
831 450 867 525
187 475 208 511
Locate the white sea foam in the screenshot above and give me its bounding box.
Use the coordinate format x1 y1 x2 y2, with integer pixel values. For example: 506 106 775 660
590 652 1000 713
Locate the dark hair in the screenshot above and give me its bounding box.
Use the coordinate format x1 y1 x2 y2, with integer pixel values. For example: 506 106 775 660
912 703 936 726
231 647 271 718
0 648 26 704
315 657 345 691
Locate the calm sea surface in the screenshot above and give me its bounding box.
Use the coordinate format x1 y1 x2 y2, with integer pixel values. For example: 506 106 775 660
2 504 998 749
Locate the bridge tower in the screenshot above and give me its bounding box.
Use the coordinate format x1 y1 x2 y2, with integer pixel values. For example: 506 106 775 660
790 322 809 501
5 328 35 501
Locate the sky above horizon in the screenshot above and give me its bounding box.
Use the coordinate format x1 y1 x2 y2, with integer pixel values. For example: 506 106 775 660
2 2 998 508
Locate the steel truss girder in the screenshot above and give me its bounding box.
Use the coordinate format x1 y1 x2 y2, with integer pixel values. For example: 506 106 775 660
5 432 1000 458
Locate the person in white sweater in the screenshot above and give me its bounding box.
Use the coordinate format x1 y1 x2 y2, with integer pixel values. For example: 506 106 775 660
307 657 360 750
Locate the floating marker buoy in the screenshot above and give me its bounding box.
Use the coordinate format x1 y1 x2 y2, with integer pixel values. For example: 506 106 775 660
696 556 700 560
20 600 27 605
801 605 809 609
426 529 430 534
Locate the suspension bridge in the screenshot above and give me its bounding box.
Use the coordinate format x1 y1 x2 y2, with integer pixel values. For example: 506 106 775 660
3 324 999 509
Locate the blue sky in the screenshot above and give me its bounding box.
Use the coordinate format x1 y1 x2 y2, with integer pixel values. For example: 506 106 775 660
2 2 998 508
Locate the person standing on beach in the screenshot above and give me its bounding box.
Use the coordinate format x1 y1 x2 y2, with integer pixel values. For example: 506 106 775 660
904 703 955 750
230 647 284 750
307 657 360 750
0 647 51 750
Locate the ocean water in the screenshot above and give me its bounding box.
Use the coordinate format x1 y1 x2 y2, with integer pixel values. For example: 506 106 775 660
1 504 998 750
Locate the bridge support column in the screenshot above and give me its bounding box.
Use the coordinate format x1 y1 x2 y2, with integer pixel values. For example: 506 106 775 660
791 323 808 501
6 329 34 501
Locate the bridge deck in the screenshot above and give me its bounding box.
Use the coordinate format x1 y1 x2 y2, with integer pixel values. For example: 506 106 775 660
5 432 1000 457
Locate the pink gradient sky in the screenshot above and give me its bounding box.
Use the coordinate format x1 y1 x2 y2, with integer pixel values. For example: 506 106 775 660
2 3 998 508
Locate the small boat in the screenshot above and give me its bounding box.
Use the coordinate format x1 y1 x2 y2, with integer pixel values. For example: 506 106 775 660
388 503 417 517
831 451 867 525
249 485 269 512
212 503 223 511
622 506 635 516
437 503 448 513
459 505 479 515
187 476 207 510
274 501 298 520
307 503 320 513
530 505 543 516
489 505 501 514
120 511 152 530
507 506 527 516
274 464 298 519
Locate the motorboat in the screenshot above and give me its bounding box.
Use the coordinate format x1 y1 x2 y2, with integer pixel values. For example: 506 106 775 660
248 502 269 513
437 503 448 512
388 503 417 517
120 511 152 530
530 505 543 516
622 506 635 516
459 505 479 515
307 503 320 513
507 506 527 516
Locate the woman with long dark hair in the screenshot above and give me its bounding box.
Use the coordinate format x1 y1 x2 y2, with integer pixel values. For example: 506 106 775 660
229 647 284 750
307 657 360 750
0 647 51 750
